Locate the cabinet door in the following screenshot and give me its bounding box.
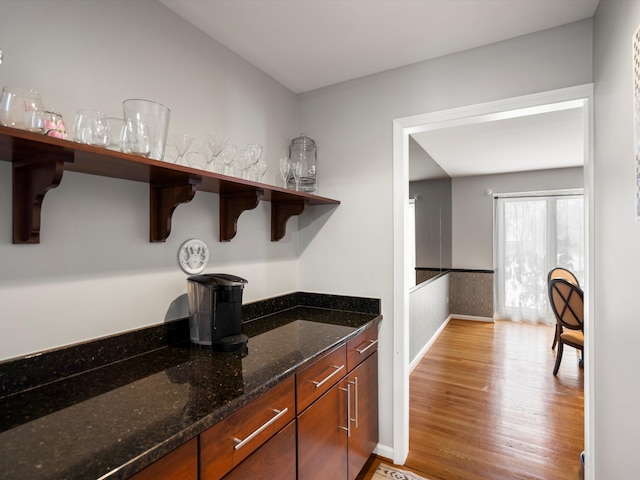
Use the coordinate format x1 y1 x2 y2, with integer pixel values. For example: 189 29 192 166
298 379 349 480
347 350 379 480
223 420 296 480
129 438 197 480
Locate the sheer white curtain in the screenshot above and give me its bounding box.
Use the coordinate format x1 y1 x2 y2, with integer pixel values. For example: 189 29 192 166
495 192 584 324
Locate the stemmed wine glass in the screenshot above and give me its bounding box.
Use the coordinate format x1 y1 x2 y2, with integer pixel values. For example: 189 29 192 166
279 156 290 188
233 149 252 179
247 144 263 164
166 133 195 164
186 150 208 170
292 161 303 191
220 143 237 176
203 133 229 163
254 157 267 182
246 144 263 181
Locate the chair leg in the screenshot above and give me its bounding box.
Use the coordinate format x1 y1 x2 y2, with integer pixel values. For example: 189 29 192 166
553 340 564 376
551 324 559 350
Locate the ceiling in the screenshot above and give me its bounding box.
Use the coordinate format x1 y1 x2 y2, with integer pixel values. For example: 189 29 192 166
160 0 598 178
410 106 585 180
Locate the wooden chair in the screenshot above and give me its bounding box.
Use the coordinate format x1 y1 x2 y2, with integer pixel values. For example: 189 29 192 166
548 277 584 375
547 267 580 349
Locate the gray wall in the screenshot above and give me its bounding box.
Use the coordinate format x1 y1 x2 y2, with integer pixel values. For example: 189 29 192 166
409 273 450 363
452 167 584 269
0 0 300 361
0 1 598 464
299 20 592 455
410 178 452 271
593 0 640 476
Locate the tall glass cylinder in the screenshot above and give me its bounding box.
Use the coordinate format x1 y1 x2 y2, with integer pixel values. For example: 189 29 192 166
287 135 317 193
122 99 170 160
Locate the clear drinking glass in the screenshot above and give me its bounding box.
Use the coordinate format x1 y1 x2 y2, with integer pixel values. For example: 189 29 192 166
121 118 151 156
0 86 45 132
279 156 290 188
122 99 170 160
247 143 263 165
255 157 267 182
106 117 124 151
72 109 110 146
166 133 195 164
292 161 303 191
186 150 209 170
233 149 252 179
220 143 237 176
204 133 229 162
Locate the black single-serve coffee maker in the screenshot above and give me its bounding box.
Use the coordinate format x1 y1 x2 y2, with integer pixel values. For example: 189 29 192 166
186 274 248 352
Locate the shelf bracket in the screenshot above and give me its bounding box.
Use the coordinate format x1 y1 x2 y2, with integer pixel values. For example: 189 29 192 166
220 190 263 241
13 154 69 244
150 177 202 242
271 200 307 241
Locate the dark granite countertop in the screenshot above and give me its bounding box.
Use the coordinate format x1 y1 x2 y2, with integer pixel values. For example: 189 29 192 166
0 292 381 480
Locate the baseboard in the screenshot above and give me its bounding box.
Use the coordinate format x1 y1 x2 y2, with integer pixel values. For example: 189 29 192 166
409 317 450 373
373 443 394 461
450 314 494 323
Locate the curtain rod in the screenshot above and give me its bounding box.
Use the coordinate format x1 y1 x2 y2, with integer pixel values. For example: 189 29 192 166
493 188 583 199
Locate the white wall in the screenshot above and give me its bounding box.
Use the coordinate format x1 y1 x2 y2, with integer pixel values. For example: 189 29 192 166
299 20 592 456
452 167 584 269
0 0 300 361
593 0 640 477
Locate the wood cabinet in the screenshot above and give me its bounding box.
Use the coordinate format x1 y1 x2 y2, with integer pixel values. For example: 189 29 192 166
222 420 296 480
200 376 295 480
347 351 379 480
296 344 347 412
129 438 197 480
0 126 339 243
347 324 378 371
297 328 379 480
127 326 377 480
298 377 349 479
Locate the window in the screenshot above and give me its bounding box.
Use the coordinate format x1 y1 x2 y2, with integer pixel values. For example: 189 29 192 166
495 191 584 323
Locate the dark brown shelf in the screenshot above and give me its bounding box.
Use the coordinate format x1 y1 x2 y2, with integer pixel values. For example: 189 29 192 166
0 126 340 244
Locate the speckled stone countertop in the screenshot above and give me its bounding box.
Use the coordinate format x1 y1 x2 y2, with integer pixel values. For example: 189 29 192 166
0 292 381 480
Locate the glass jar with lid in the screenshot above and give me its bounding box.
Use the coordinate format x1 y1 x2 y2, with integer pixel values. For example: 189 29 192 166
287 135 317 193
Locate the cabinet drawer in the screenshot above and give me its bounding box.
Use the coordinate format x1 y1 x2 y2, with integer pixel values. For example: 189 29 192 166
347 326 378 371
200 376 295 480
130 438 197 480
296 344 347 413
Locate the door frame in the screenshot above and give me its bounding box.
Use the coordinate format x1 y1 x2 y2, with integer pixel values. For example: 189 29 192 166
391 84 594 477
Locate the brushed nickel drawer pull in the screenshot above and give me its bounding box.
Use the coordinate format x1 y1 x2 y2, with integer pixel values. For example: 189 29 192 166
311 364 345 388
233 407 289 451
339 383 352 437
348 377 359 428
355 339 378 354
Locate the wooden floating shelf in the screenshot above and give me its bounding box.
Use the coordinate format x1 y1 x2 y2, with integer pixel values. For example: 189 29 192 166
0 126 340 244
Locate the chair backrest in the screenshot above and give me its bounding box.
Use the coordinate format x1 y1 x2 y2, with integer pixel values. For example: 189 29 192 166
548 277 584 331
547 267 580 288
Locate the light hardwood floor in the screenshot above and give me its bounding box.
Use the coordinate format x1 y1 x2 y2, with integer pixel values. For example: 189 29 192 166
359 319 584 480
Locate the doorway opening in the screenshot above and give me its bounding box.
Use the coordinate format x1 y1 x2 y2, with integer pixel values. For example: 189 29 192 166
392 84 594 477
